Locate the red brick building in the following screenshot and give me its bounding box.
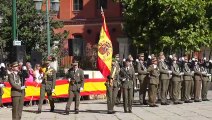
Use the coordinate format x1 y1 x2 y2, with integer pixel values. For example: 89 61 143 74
53 0 125 67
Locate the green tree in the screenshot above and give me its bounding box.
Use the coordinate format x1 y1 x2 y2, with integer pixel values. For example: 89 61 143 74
117 0 211 55
0 0 68 61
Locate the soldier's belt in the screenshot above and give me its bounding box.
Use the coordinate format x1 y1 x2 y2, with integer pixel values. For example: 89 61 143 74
123 79 130 82
46 79 53 81
71 81 81 84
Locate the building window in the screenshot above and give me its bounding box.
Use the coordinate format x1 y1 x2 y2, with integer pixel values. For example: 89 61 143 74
73 0 83 11
97 0 107 9
95 33 100 44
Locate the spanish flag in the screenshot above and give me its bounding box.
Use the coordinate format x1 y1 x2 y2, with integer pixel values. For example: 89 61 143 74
97 8 113 78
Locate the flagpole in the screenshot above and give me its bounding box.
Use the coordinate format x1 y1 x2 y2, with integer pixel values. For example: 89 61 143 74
101 6 103 15
97 6 113 78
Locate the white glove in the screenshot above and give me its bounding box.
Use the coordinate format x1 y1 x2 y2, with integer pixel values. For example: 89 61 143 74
68 78 71 82
136 59 139 62
169 55 173 59
207 74 211 76
122 78 126 81
181 57 185 61
134 87 137 90
0 84 4 88
180 72 184 75
168 71 172 73
80 87 83 91
21 86 26 90
153 64 157 69
0 63 5 68
22 66 27 70
148 55 151 59
52 89 55 93
202 72 207 74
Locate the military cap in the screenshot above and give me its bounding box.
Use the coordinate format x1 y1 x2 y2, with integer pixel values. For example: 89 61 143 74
159 52 164 56
127 54 134 61
44 60 51 64
125 58 131 62
151 57 157 62
184 56 188 60
171 54 176 58
139 53 144 57
72 60 79 66
115 54 119 58
11 61 19 67
128 54 132 58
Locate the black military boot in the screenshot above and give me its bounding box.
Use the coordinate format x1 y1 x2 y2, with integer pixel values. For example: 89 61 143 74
75 109 79 114
65 110 69 115
37 110 41 114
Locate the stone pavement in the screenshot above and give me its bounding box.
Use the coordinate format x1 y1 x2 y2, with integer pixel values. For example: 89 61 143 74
1 91 212 120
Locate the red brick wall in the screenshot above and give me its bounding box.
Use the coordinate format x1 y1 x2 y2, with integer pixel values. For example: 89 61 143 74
54 0 123 66
59 0 122 19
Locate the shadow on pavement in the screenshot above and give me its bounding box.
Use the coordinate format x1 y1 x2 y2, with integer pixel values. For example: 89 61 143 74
80 101 107 104
81 110 114 114
23 109 65 114
23 110 39 113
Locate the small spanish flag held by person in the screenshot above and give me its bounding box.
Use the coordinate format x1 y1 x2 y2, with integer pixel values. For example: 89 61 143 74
97 7 113 78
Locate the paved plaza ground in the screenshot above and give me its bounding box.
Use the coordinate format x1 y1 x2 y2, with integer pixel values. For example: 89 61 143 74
0 91 212 120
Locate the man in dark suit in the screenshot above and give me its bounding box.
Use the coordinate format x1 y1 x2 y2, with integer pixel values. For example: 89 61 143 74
65 60 84 115
37 60 56 113
137 53 148 105
119 58 135 113
8 61 26 120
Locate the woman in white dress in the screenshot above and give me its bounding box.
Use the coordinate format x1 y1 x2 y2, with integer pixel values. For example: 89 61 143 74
34 64 43 84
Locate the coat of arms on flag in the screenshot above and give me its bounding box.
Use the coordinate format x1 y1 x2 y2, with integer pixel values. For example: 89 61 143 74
97 8 113 78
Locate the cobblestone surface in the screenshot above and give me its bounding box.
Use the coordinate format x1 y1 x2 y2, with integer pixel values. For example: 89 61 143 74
0 91 212 120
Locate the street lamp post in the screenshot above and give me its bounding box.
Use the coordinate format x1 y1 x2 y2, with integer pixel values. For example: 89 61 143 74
12 0 17 42
0 14 3 24
33 0 60 56
0 14 4 62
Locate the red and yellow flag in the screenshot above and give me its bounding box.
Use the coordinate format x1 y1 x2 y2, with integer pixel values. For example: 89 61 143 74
97 10 113 78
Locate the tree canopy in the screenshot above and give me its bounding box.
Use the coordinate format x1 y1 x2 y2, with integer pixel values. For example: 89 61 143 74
116 0 211 55
0 0 68 61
